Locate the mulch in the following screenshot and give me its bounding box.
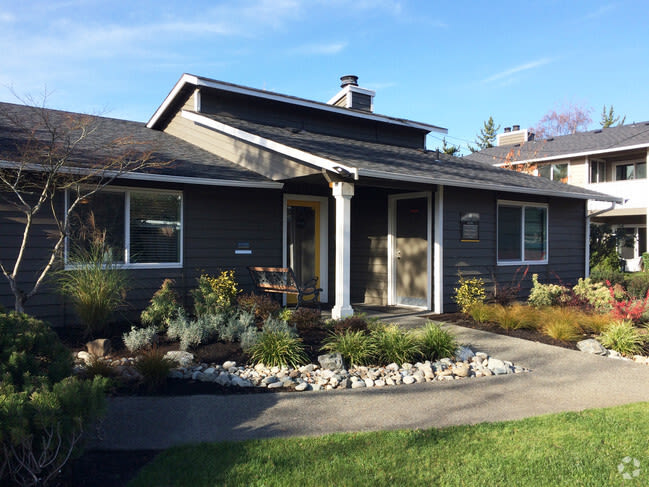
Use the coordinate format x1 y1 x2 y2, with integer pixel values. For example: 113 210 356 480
56 313 580 486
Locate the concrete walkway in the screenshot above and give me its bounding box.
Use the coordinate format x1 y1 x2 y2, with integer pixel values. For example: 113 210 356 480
88 315 649 451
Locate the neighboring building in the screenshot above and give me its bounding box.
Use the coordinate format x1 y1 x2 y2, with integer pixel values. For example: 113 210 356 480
0 75 618 326
471 123 649 271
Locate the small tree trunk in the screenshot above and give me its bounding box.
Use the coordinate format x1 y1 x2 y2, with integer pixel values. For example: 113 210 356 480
14 292 25 314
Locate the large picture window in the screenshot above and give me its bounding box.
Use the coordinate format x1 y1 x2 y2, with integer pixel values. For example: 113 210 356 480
67 188 182 267
498 202 548 264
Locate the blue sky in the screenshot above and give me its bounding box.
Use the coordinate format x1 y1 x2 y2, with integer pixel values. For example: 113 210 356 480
1 0 647 153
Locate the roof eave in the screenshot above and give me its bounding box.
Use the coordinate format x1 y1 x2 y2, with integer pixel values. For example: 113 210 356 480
492 142 649 166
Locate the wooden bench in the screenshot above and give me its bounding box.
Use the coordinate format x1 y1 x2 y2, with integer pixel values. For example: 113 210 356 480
247 266 322 309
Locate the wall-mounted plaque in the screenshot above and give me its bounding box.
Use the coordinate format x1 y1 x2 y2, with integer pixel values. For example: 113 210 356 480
461 212 480 242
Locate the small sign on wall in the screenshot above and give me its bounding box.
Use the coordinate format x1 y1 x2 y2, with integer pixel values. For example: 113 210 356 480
460 213 480 242
235 242 252 255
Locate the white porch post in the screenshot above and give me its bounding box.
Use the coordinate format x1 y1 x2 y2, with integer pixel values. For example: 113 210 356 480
434 185 444 313
331 181 354 319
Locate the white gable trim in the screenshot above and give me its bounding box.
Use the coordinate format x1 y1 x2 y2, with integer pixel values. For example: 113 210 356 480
181 110 360 179
148 73 446 134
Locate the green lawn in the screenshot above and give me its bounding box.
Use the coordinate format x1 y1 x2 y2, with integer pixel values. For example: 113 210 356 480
129 402 649 487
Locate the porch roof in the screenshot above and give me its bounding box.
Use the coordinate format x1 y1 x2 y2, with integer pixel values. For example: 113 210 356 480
188 110 620 203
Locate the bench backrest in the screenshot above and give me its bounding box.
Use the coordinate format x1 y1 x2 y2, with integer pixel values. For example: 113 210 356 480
248 266 298 292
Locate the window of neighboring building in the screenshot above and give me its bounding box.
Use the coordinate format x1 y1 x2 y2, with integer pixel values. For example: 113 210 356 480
66 188 182 267
497 201 548 264
615 161 646 181
589 159 607 183
537 163 568 183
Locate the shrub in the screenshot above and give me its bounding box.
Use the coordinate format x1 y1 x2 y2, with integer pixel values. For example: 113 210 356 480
262 315 298 336
572 278 612 313
322 330 376 367
332 315 370 334
642 252 649 272
599 320 646 356
453 275 486 314
608 285 649 323
371 325 421 366
237 293 281 324
589 266 625 287
625 272 649 300
418 322 458 361
542 308 583 342
220 310 256 343
248 331 308 368
528 274 567 308
166 309 224 351
123 325 158 353
135 346 174 392
288 307 321 332
0 313 72 389
240 327 261 352
140 279 179 331
192 271 240 317
57 242 129 337
0 312 107 487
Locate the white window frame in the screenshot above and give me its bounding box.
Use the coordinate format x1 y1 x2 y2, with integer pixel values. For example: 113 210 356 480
64 186 183 269
589 158 607 183
613 160 646 181
497 200 549 266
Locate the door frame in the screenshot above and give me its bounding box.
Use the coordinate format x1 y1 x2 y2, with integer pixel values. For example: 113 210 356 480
387 191 432 309
283 194 329 303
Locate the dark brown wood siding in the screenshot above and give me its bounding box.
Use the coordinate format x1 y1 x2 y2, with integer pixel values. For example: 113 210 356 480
442 188 587 311
0 184 283 327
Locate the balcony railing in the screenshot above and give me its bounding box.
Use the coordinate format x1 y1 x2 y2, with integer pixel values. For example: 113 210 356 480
587 179 649 212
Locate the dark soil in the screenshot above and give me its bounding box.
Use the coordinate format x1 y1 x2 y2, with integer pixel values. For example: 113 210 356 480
55 312 580 486
433 312 580 351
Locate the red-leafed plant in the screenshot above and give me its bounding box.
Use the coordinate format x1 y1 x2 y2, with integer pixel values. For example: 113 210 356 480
607 281 649 323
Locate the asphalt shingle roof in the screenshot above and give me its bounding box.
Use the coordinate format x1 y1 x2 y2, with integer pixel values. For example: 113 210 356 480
468 122 649 166
194 111 618 202
0 101 275 184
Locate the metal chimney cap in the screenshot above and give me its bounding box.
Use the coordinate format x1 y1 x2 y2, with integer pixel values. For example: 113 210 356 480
513 124 521 131
340 75 359 88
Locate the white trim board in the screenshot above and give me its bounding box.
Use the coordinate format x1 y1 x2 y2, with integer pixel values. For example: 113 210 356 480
494 143 649 167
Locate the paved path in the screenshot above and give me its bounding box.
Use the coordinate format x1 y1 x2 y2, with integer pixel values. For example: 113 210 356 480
88 316 649 450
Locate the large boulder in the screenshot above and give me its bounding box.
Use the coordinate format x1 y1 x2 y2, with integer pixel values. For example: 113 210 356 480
318 352 344 371
577 339 607 356
86 338 112 357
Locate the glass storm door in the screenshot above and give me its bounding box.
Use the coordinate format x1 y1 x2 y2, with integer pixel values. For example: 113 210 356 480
286 200 320 303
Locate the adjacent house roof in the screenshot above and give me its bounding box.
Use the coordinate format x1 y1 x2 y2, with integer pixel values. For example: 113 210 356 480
183 110 620 202
468 122 649 166
0 101 282 189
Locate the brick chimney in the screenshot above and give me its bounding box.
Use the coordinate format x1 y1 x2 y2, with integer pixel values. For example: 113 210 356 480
327 75 375 112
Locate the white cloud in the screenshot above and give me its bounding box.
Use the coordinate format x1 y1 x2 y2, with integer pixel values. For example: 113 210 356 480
481 58 552 84
0 11 15 22
288 42 348 56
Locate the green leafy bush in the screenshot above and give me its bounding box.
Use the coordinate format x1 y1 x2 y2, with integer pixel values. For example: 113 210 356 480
0 313 72 389
418 322 458 361
123 325 159 353
599 320 646 356
192 271 240 317
453 275 486 314
589 266 625 287
0 312 107 487
625 272 649 300
371 325 421 366
322 330 376 367
237 293 281 324
140 279 179 331
248 331 308 368
57 242 129 337
135 347 174 392
528 274 567 308
572 277 612 312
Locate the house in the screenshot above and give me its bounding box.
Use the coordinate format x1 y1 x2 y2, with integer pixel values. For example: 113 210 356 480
470 123 649 270
0 74 619 327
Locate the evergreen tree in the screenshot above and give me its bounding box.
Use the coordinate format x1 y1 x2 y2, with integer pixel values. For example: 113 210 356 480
468 116 500 152
600 105 626 128
437 137 461 156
